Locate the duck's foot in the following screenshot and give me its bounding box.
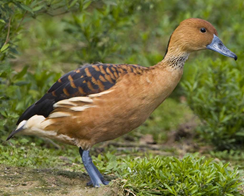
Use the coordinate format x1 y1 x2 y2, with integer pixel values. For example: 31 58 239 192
79 147 110 187
86 179 109 186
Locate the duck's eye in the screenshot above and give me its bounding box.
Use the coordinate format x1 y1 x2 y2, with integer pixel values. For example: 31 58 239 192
200 28 206 33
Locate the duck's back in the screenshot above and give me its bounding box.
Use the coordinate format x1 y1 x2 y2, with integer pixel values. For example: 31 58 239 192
17 63 147 125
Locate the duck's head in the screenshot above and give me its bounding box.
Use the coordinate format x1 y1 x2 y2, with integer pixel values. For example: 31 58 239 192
166 18 237 60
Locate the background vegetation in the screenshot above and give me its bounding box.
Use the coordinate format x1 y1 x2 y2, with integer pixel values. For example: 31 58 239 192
0 0 243 195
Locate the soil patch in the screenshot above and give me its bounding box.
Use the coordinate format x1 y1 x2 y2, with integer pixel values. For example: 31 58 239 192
0 164 123 196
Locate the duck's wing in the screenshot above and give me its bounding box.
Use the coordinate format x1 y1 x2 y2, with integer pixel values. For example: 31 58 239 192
16 63 145 125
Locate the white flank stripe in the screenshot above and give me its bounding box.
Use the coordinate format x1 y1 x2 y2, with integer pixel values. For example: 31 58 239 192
40 119 53 129
23 127 74 143
18 115 74 144
25 115 46 128
54 97 93 109
54 90 113 109
53 100 77 107
49 112 71 118
70 105 93 112
68 97 93 103
89 90 113 98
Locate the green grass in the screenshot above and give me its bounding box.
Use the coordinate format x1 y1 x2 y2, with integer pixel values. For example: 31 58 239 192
1 140 243 195
0 140 82 171
115 154 243 196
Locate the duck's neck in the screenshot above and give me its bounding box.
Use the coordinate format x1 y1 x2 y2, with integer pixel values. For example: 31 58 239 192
142 51 189 103
160 51 189 70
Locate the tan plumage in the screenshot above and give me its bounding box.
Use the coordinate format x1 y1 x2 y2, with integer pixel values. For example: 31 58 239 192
7 18 237 187
14 63 183 149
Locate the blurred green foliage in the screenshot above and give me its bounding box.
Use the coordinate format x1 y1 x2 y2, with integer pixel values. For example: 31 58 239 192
0 0 96 135
0 0 88 61
210 150 244 162
183 58 244 150
178 0 243 151
0 65 61 135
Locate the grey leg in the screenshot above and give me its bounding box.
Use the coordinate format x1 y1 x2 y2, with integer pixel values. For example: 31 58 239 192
79 147 109 187
86 162 109 186
88 162 109 185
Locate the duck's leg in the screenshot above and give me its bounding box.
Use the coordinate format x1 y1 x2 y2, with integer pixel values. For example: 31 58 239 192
79 147 109 187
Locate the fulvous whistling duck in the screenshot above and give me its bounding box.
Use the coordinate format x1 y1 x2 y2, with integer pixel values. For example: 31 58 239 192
7 18 237 187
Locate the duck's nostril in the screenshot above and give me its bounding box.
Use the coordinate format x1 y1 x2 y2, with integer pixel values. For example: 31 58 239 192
218 42 223 47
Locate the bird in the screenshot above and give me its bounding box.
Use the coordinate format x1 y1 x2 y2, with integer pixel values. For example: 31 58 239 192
7 18 237 187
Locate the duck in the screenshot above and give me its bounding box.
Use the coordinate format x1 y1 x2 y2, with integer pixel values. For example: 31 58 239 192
7 18 237 187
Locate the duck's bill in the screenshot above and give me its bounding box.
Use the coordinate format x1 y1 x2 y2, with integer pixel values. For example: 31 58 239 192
206 35 237 60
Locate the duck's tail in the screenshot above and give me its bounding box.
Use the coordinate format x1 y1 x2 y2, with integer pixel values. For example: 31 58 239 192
6 120 27 141
6 115 47 141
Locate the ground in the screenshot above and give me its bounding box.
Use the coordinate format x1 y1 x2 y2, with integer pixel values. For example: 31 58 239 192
0 164 123 196
1 113 243 195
